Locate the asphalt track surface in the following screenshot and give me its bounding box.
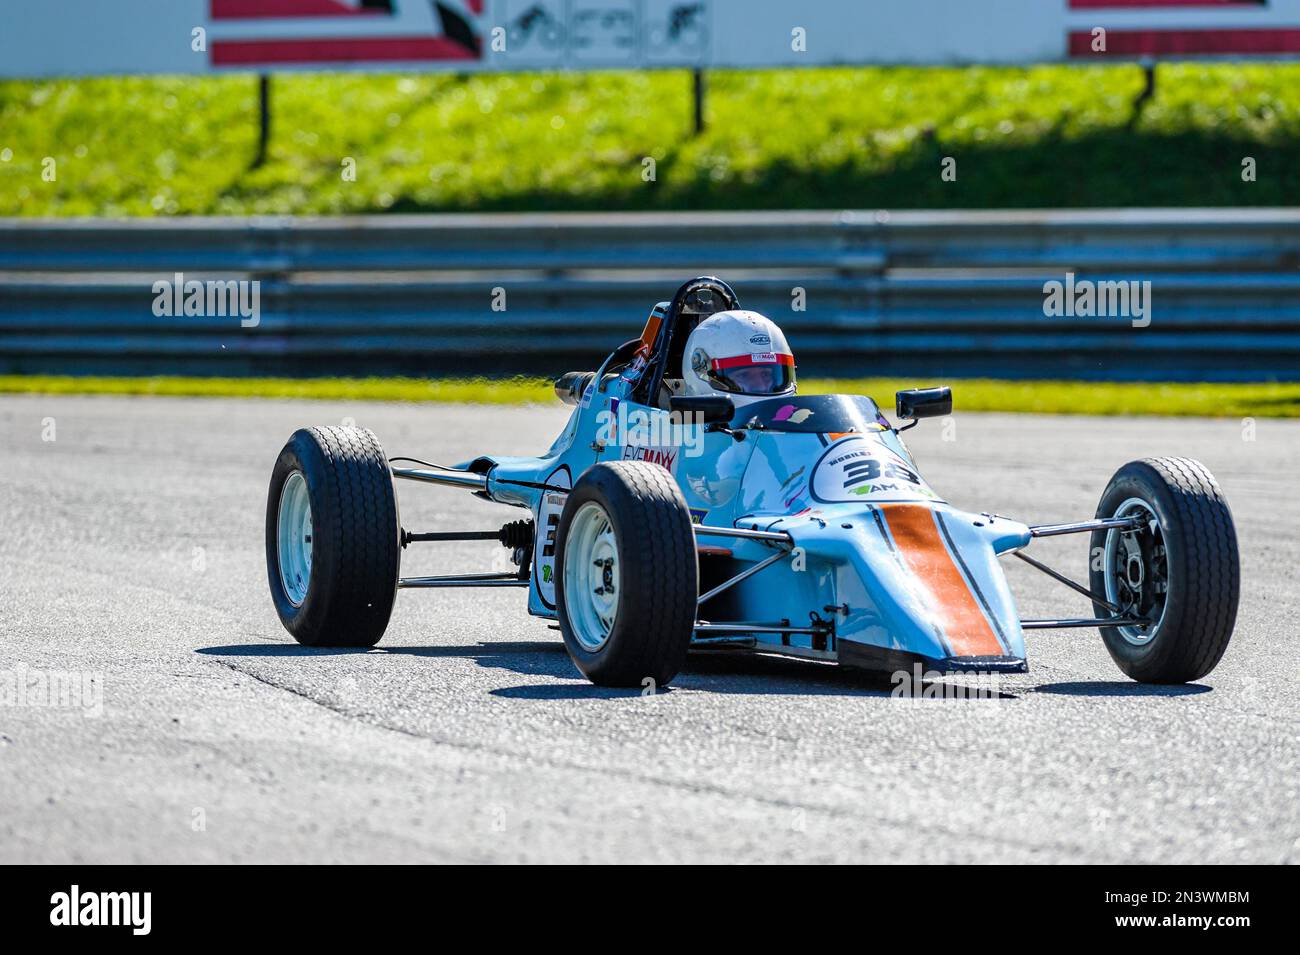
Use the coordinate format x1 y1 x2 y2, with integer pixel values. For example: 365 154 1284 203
1 395 1296 864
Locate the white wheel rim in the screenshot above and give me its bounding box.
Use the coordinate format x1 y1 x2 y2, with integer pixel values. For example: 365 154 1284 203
1102 496 1167 646
563 501 620 652
277 470 313 607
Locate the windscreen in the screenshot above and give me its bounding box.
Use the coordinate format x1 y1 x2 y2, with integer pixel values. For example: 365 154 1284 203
736 394 889 433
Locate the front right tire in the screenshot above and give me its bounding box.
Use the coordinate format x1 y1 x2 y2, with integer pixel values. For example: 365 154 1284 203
1089 457 1239 684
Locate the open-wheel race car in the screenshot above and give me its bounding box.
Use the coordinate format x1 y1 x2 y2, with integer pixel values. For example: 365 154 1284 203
266 277 1240 687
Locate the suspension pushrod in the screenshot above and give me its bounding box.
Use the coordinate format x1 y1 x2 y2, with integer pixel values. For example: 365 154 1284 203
694 525 793 544
1021 616 1147 629
398 573 526 589
1013 550 1124 615
697 550 789 606
694 622 826 635
404 530 501 542
391 467 488 492
1028 516 1142 538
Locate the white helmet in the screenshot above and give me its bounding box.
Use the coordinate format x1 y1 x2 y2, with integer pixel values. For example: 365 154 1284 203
682 310 796 407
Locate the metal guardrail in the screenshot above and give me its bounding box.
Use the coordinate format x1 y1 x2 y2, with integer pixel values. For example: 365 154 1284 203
2 209 1298 380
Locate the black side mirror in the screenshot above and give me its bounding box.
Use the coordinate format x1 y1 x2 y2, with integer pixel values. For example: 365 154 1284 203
896 387 952 422
669 395 735 424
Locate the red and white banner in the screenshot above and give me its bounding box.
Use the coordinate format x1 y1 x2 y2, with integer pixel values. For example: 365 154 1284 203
2 0 1298 79
207 1 483 67
1067 0 1300 56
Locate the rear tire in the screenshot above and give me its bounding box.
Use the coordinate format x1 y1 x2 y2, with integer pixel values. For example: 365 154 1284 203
1089 457 1238 683
266 426 400 647
555 462 698 687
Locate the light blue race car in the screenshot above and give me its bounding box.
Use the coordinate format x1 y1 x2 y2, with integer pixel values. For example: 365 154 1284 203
266 277 1240 687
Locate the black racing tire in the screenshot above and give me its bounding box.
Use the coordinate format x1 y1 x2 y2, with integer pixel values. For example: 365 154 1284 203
265 426 400 648
555 462 698 688
1088 457 1239 684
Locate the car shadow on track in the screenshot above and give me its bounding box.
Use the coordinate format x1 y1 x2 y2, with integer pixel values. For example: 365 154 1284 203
201 640 668 699
1031 681 1211 698
196 642 1018 700
489 651 912 699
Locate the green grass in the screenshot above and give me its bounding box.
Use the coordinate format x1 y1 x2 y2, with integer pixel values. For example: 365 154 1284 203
1 64 1298 215
807 379 1300 418
4 375 1298 418
0 375 552 404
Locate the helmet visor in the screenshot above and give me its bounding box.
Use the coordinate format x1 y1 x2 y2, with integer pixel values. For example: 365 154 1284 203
707 353 795 395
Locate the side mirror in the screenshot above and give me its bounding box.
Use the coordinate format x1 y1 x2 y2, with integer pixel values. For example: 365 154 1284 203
896 387 952 421
669 395 735 424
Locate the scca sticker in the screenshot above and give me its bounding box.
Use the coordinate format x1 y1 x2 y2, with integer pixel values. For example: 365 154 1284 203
808 436 941 504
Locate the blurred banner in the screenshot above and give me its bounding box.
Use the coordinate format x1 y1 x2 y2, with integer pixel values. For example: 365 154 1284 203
3 0 1299 77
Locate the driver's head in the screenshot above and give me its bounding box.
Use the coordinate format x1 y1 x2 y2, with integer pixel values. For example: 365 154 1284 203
682 310 796 405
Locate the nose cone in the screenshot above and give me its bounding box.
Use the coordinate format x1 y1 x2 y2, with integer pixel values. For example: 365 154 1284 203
792 504 1027 672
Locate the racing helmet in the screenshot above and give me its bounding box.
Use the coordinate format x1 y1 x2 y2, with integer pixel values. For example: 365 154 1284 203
682 310 796 406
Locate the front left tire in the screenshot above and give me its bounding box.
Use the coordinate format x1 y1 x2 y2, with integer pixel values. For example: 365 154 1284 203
555 462 698 687
266 426 400 647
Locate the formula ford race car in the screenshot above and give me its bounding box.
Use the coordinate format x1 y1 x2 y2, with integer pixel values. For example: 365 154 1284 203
266 277 1240 687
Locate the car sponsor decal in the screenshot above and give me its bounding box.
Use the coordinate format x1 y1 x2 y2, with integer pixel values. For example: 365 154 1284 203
808 436 941 504
710 352 794 370
622 444 678 471
533 465 572 609
771 404 813 424
875 504 1007 658
688 507 708 525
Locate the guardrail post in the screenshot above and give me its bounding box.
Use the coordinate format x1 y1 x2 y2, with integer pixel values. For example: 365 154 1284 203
692 68 706 136
1130 58 1156 125
252 74 272 169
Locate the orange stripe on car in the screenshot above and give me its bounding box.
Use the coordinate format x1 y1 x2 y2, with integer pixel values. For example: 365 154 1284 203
878 504 1004 657
638 311 663 350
